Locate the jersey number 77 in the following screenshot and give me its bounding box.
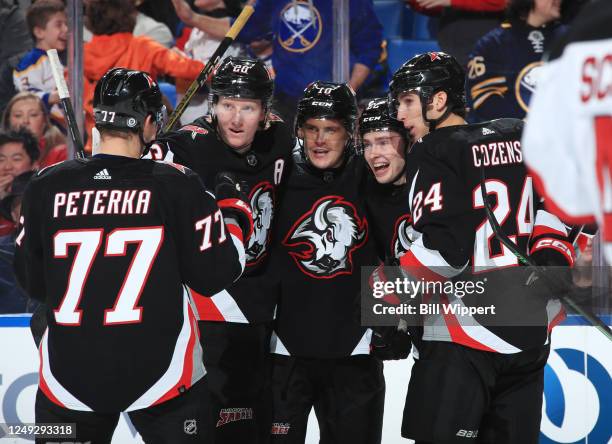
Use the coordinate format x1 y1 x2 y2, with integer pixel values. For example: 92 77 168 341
53 227 163 326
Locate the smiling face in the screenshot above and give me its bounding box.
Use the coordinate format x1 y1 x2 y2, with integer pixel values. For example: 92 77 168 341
0 142 37 180
532 0 562 23
34 11 68 51
8 97 47 138
299 117 348 170
363 130 406 185
215 96 265 151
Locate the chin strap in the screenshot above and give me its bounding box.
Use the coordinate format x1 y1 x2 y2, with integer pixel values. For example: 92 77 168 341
423 105 452 132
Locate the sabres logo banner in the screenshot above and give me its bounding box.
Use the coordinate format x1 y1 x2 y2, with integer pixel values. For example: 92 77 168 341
278 1 323 53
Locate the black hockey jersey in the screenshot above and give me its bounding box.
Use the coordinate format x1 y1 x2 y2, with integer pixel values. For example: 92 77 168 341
153 116 294 323
14 155 246 412
269 152 379 358
401 119 573 353
365 175 413 263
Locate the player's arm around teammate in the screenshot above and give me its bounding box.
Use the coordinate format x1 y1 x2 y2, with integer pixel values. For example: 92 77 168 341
151 57 295 444
360 97 415 360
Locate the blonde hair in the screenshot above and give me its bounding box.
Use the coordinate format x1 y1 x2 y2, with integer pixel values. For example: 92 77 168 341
2 92 66 150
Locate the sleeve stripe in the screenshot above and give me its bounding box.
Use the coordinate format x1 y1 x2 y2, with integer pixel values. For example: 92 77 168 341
208 289 248 323
399 237 466 280
217 198 249 212
400 250 450 281
531 225 567 240
226 226 246 273
226 223 244 244
534 209 569 235
218 198 254 239
546 299 566 332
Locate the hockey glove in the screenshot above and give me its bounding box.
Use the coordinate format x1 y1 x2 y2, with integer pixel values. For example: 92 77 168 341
370 323 412 361
215 172 254 242
526 234 575 289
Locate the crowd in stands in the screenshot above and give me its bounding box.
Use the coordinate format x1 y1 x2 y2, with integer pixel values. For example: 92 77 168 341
0 0 595 312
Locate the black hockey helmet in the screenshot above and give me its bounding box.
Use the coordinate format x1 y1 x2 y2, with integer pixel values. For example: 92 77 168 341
358 97 408 181
93 68 165 133
210 56 274 114
295 81 358 136
389 52 466 129
359 97 406 139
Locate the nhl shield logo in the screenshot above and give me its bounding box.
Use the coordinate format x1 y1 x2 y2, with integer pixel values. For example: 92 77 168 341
283 195 368 278
184 419 197 435
278 1 323 53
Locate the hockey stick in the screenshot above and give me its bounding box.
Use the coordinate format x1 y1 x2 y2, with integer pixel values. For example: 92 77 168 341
479 164 612 341
47 49 86 159
162 5 255 133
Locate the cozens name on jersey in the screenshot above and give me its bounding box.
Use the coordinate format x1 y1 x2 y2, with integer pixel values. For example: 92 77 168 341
471 140 523 167
53 189 152 218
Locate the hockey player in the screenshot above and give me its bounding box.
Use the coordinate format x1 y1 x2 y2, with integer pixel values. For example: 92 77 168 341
360 97 414 359
268 81 384 443
387 52 574 444
13 68 253 443
152 56 294 443
361 97 413 263
523 0 612 262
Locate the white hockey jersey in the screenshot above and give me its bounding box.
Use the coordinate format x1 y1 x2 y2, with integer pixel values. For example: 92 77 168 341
522 0 612 263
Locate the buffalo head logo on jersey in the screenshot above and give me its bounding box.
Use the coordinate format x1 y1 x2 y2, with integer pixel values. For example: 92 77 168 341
283 196 368 278
246 182 275 265
391 215 415 259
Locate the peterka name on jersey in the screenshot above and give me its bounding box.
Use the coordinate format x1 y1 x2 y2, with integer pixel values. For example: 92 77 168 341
53 189 152 218
283 195 368 279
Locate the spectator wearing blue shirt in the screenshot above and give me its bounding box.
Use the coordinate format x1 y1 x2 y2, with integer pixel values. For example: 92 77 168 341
466 0 567 122
171 0 386 122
